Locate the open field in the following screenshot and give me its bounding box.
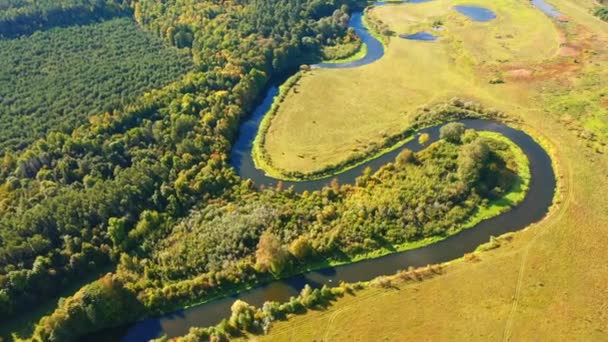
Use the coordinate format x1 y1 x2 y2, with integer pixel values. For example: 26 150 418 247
259 0 560 177
248 0 608 340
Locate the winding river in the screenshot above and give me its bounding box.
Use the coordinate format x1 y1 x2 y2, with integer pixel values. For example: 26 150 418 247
119 2 560 341
313 11 384 69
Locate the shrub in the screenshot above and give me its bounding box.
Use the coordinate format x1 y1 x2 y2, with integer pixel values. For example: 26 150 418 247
289 236 313 259
418 133 430 146
255 231 290 275
440 122 466 143
262 301 283 321
462 129 479 144
396 148 415 165
229 300 257 331
595 7 608 21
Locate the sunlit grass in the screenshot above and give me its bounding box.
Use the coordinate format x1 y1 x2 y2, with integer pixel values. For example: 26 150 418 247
259 0 559 177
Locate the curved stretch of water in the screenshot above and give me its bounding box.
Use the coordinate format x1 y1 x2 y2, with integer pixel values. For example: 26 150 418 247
120 4 557 341
454 5 497 22
313 11 384 69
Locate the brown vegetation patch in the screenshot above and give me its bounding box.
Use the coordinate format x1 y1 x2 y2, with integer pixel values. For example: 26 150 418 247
507 68 534 79
559 44 581 57
503 26 596 84
535 61 580 81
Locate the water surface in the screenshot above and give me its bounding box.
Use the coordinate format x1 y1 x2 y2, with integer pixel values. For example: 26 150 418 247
316 0 436 68
400 31 438 41
530 0 562 18
454 5 497 22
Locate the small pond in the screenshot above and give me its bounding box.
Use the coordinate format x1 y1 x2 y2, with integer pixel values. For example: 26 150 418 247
399 31 438 41
531 0 562 18
454 5 497 22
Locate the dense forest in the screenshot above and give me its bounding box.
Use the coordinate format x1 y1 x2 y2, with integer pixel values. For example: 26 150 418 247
0 0 132 38
0 17 193 152
0 0 366 335
0 0 526 340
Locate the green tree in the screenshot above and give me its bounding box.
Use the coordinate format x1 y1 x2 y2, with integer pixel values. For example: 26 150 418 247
396 148 415 165
32 274 143 341
440 122 466 144
256 231 289 275
458 139 490 185
462 129 479 144
289 236 313 259
229 300 256 331
418 133 430 146
108 217 129 250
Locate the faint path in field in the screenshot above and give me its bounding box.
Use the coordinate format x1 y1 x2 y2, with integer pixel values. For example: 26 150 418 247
502 133 572 341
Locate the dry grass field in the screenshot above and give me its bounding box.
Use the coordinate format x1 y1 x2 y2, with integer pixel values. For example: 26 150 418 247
243 0 608 340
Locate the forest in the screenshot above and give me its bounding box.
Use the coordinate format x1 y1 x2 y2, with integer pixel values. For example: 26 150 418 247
0 0 526 340
0 0 368 336
0 0 132 38
0 17 193 152
130 126 519 306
